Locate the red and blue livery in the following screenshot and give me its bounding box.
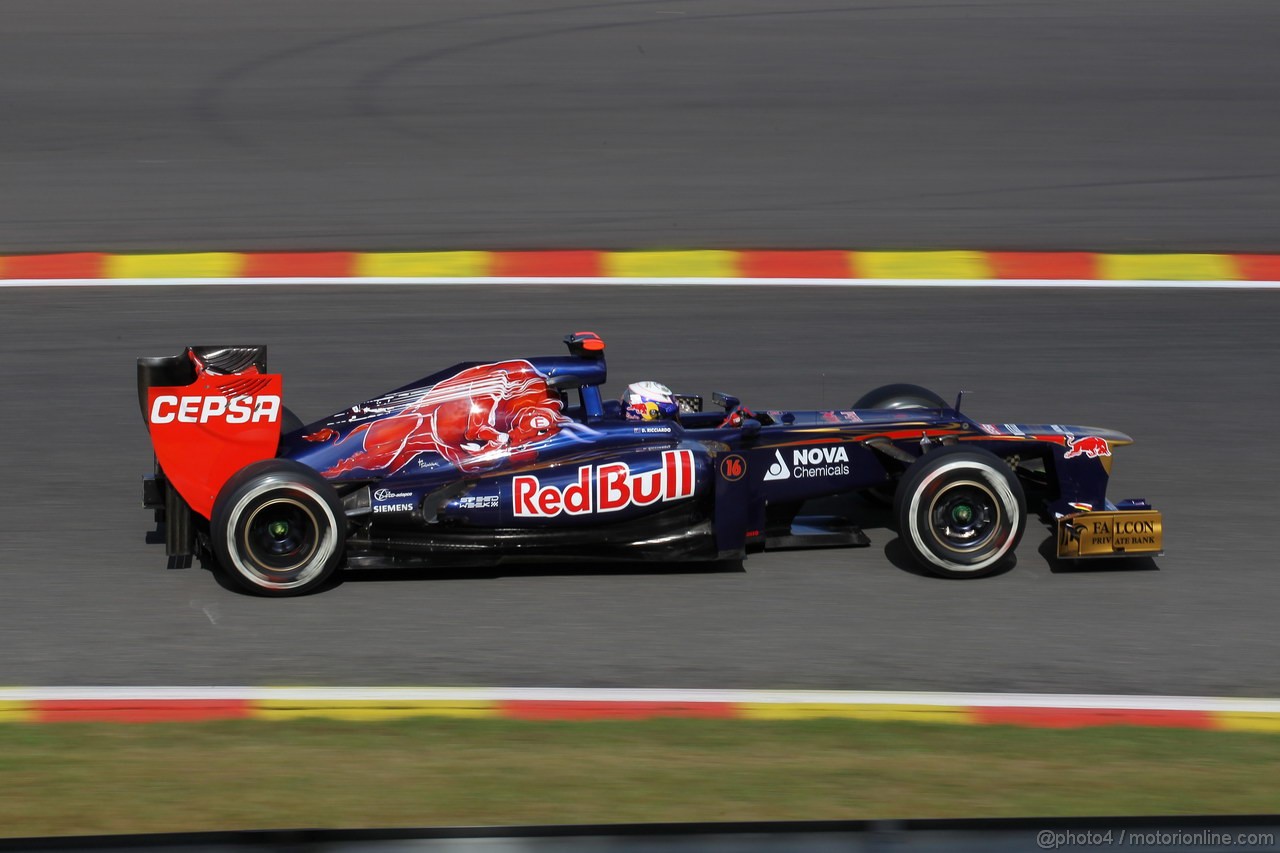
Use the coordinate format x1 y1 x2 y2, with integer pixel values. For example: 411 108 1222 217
138 332 1162 596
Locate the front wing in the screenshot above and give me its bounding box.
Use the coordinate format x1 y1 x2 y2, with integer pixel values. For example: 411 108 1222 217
1056 508 1163 559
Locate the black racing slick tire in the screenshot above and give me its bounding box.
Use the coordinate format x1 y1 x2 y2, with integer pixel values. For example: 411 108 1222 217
894 446 1026 579
853 383 947 411
854 383 948 504
280 406 304 434
277 406 305 454
210 459 346 596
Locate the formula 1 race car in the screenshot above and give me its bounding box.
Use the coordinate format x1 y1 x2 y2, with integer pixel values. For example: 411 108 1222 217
138 332 1162 596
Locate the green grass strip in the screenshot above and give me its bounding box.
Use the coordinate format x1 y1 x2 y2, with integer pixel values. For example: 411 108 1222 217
3 718 1280 837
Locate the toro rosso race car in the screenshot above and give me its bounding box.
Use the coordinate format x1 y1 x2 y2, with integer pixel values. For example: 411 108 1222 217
138 332 1162 596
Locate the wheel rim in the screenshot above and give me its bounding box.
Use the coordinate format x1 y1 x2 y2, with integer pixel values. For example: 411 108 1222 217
926 479 1001 553
227 482 338 591
244 498 319 574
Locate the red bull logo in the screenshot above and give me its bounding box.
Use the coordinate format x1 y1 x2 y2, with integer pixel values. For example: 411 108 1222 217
1064 435 1111 459
628 401 663 420
318 360 569 476
512 449 696 517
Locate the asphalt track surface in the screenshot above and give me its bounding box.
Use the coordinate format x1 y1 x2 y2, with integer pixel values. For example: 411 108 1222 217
3 0 1280 253
2 0 1279 694
1 284 1277 694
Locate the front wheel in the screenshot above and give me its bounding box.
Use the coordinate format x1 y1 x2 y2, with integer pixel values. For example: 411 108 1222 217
210 459 346 596
894 446 1025 578
852 383 947 411
853 383 948 505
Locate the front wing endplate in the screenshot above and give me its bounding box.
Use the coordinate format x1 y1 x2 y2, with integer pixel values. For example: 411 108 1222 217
1056 510 1163 559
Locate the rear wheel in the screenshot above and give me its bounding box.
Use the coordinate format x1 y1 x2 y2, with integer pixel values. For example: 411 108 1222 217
280 406 304 434
276 406 304 454
894 446 1025 578
211 459 345 596
853 383 948 504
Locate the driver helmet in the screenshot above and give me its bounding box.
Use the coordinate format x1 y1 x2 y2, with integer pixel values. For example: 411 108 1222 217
621 381 679 421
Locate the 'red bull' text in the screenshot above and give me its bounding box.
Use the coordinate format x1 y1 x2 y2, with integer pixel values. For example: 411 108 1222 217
513 449 696 517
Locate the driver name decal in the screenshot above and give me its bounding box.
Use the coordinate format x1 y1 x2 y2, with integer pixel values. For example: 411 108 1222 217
512 449 695 517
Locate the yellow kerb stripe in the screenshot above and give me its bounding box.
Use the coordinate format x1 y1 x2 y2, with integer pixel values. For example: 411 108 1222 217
738 703 977 725
0 701 36 723
602 251 738 278
1212 711 1280 733
105 253 243 278
354 252 492 278
249 700 500 721
1097 254 1238 281
853 251 992 279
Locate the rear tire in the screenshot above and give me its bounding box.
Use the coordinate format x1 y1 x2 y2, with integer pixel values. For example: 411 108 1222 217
280 406 304 434
210 459 345 596
894 446 1025 578
277 406 304 454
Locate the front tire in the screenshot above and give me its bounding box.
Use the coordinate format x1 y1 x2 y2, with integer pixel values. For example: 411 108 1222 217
894 446 1025 578
854 383 948 504
853 383 947 411
210 459 345 596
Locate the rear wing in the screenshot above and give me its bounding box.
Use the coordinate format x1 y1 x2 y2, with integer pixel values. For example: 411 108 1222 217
137 346 282 522
137 346 268 426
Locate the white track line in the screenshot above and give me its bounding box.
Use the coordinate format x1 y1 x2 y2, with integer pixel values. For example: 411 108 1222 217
1 277 1279 289
3 686 1279 712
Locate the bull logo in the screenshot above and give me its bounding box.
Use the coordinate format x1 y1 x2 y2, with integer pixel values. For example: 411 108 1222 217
317 360 571 476
1061 520 1086 547
1063 435 1111 459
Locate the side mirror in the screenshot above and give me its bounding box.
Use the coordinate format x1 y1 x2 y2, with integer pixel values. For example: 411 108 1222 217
712 391 740 411
673 393 703 414
740 418 762 438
